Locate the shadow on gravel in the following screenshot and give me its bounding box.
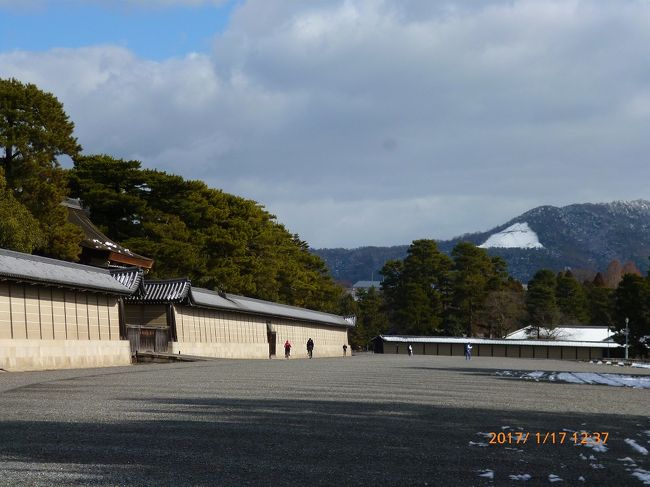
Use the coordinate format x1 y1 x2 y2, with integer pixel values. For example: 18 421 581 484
0 398 648 486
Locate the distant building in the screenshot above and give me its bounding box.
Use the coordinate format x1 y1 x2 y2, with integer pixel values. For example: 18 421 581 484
371 332 620 361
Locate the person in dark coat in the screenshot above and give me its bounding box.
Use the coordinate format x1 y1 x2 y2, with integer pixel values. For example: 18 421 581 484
307 338 314 359
465 342 473 360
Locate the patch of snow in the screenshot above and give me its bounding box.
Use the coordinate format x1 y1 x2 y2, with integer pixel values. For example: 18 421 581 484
548 474 563 482
578 476 585 482
631 467 650 485
625 438 649 455
478 469 494 479
497 370 650 389
479 222 544 249
580 437 608 453
469 441 488 447
618 457 638 466
632 363 650 369
509 473 532 481
527 371 545 379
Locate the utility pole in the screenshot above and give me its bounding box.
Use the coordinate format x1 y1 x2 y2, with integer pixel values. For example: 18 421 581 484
625 317 629 360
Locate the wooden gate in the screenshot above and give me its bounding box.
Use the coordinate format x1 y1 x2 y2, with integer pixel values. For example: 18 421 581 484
128 326 170 354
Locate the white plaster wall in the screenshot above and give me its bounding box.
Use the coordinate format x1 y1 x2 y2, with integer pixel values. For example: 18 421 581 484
0 339 132 371
170 341 269 359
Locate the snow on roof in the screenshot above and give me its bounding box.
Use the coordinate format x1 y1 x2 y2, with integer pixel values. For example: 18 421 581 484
378 335 620 348
506 326 613 342
478 222 543 249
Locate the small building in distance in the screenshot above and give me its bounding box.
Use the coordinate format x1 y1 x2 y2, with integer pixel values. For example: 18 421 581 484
371 331 621 361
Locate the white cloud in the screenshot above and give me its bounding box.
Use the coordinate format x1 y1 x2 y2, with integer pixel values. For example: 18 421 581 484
3 0 650 247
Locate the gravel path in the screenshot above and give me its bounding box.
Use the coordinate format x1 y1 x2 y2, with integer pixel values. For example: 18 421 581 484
0 354 648 486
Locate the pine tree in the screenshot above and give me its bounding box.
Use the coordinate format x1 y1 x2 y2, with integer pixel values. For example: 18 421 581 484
555 270 589 324
526 269 559 336
0 78 82 259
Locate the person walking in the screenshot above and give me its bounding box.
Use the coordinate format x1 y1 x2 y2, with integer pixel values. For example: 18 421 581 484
408 344 413 357
284 340 292 359
306 338 314 359
465 342 473 360
343 344 348 356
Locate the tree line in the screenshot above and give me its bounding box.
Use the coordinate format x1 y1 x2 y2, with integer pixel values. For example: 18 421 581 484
0 77 341 312
347 239 650 358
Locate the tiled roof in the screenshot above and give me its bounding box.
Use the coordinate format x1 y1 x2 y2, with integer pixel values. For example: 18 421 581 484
63 198 154 269
109 267 145 295
228 294 351 327
0 248 137 295
126 279 191 303
129 279 352 327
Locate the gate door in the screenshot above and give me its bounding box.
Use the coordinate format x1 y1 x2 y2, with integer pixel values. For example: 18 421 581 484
267 331 277 357
140 328 156 352
127 326 170 353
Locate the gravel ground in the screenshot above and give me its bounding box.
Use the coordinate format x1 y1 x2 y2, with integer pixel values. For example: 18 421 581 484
0 354 648 486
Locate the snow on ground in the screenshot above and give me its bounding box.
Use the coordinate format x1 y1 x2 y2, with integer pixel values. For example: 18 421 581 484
626 439 649 455
632 363 650 369
477 469 494 479
478 222 544 249
495 370 650 389
473 426 649 485
509 473 532 481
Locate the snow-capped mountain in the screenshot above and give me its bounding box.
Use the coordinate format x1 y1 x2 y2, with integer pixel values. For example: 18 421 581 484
312 200 650 283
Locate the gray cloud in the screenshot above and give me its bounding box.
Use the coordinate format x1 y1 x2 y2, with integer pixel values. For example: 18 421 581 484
2 0 650 247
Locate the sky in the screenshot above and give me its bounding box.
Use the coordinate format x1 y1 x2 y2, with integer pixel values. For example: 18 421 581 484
2 0 650 248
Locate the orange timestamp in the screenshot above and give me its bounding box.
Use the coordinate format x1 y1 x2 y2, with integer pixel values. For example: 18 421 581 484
487 431 609 446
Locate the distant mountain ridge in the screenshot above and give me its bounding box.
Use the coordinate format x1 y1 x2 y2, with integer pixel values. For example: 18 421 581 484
311 200 650 284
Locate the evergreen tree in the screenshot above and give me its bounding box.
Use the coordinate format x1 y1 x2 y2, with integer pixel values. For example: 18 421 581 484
448 242 506 336
0 78 82 259
0 171 44 252
350 287 389 348
380 240 451 335
614 274 650 358
526 269 559 336
555 270 589 324
68 155 342 311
